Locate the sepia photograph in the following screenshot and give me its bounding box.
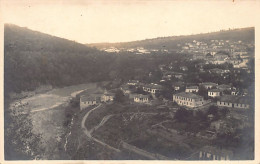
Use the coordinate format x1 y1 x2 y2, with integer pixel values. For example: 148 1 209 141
1 0 259 162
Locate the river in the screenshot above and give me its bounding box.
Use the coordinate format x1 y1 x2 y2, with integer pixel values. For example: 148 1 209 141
8 83 98 159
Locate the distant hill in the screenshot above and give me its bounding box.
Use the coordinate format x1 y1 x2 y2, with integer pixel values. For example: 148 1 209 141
88 27 254 50
4 24 115 94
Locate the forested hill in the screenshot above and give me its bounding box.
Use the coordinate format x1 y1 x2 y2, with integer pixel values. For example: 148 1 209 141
88 27 254 50
4 24 183 95
4 24 116 95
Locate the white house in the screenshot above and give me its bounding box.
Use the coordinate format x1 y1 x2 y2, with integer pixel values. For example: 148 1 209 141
200 82 218 89
80 95 100 110
143 84 163 94
217 95 250 109
208 89 222 98
185 86 199 93
173 92 205 108
134 94 149 104
101 91 115 102
127 80 140 86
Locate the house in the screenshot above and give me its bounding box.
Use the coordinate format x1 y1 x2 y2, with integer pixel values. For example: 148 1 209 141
101 91 115 102
173 92 205 108
216 84 232 91
217 95 250 109
143 83 163 94
134 94 150 104
80 95 100 110
208 89 222 98
199 146 233 160
200 82 218 89
127 80 140 86
185 86 199 93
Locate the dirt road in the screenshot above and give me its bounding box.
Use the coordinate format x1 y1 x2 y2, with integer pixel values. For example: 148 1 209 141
81 104 121 152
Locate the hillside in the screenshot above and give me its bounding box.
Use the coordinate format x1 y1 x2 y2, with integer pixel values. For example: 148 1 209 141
4 24 116 95
4 24 183 96
88 27 254 50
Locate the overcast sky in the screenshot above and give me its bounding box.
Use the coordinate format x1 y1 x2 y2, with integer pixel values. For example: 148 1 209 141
1 0 257 44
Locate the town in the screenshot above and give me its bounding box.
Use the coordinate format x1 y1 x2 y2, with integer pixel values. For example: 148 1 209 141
4 24 255 161
74 37 254 160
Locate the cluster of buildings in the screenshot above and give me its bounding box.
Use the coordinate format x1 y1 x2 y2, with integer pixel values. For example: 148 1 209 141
101 46 169 55
172 81 251 109
120 81 164 104
178 39 252 68
80 90 115 110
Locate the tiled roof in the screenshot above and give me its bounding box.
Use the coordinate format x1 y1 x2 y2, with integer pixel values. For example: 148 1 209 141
200 82 218 86
208 89 222 92
144 83 163 90
134 94 149 99
174 92 203 99
186 86 198 89
218 95 251 104
81 95 99 102
217 84 232 90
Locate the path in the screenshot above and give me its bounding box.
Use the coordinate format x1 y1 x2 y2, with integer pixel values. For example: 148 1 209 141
81 104 120 152
89 114 114 134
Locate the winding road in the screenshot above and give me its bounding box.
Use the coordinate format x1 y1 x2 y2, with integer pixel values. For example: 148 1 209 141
81 104 121 152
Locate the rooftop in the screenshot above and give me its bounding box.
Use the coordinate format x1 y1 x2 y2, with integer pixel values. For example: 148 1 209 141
81 95 100 102
144 83 163 90
186 86 199 89
217 84 232 90
208 89 222 92
200 82 218 86
134 94 149 99
174 92 203 99
219 95 251 104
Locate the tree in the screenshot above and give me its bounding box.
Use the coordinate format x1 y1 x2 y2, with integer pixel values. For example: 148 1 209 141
114 89 125 103
198 86 208 99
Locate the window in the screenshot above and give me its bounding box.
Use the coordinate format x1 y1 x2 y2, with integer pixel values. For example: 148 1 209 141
224 102 225 105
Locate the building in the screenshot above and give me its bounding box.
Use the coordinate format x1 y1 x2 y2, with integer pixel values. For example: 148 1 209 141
200 82 218 89
217 95 250 109
143 83 163 94
80 95 100 110
134 94 150 104
199 146 233 160
173 92 205 108
101 91 115 102
185 86 199 93
216 84 232 91
127 80 140 86
208 89 222 98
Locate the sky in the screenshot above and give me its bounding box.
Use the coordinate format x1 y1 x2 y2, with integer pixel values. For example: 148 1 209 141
1 0 258 44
